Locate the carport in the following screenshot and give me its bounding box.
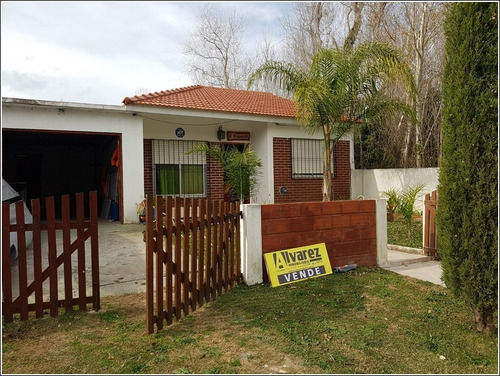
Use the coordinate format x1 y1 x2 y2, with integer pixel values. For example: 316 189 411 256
2 129 122 220
2 97 145 223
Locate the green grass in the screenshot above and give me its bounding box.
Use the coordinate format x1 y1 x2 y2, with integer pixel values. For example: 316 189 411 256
2 268 497 374
387 220 423 248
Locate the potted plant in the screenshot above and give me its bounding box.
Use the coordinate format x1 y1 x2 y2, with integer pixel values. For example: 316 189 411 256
381 188 400 222
136 199 146 223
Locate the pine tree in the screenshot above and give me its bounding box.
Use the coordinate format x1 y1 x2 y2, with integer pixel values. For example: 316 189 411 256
437 2 498 334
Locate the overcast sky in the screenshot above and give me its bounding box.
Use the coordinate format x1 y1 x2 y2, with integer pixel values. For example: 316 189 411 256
1 1 294 105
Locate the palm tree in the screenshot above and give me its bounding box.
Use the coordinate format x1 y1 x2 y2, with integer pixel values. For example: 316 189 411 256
248 42 417 201
189 143 262 203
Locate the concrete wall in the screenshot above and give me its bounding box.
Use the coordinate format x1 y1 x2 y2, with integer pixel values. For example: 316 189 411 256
351 168 439 212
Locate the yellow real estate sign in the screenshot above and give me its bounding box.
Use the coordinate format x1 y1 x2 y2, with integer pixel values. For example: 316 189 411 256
263 243 333 287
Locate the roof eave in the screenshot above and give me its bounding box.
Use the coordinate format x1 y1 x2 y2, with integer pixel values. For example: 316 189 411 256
124 103 298 125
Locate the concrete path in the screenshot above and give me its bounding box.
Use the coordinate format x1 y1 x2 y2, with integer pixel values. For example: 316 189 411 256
384 249 445 287
8 221 445 303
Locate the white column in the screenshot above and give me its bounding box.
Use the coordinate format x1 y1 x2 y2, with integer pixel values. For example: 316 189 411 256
240 204 263 285
376 198 389 268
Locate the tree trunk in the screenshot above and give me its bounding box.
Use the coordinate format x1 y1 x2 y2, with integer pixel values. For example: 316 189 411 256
413 2 428 168
343 2 364 54
323 126 333 201
474 307 496 334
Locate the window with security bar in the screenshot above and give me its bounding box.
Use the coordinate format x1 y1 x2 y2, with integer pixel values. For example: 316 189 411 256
152 139 207 197
291 138 334 179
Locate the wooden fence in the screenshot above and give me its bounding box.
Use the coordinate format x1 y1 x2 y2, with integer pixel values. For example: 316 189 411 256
145 195 242 334
423 190 439 260
2 191 100 322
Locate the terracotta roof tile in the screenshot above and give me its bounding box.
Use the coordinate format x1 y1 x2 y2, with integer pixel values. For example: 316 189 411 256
122 85 297 118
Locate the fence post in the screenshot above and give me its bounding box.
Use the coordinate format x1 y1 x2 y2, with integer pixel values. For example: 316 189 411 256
376 199 389 268
145 194 155 334
240 204 263 285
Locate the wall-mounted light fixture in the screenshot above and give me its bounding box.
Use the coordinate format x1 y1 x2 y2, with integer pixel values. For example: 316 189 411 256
217 125 226 141
279 186 288 194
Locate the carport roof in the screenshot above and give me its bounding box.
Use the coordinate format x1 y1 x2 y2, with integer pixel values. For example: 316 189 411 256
122 85 297 118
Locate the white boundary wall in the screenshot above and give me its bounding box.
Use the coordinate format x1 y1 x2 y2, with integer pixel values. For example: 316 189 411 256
351 168 439 213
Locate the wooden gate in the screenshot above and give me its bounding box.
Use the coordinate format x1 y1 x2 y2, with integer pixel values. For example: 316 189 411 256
145 195 242 334
2 191 100 322
423 190 439 260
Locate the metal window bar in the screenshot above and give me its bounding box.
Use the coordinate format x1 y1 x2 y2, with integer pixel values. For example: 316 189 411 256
291 138 334 179
152 139 207 197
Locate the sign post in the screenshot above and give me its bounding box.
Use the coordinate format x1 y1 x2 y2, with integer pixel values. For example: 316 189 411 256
263 243 333 287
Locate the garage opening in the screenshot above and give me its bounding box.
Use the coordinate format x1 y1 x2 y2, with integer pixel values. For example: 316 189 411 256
2 129 122 221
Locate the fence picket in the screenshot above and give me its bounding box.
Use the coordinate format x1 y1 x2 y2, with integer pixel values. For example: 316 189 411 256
205 200 212 302
174 197 182 320
31 199 43 318
155 195 164 331
2 203 13 322
62 194 73 314
89 191 100 312
45 196 59 317
76 193 87 312
197 199 205 306
145 194 155 334
165 196 173 325
190 199 198 311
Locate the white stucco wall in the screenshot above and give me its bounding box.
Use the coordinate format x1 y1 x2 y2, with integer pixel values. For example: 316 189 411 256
2 103 144 223
351 167 439 212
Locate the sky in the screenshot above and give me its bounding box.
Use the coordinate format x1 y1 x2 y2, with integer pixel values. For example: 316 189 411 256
1 1 294 105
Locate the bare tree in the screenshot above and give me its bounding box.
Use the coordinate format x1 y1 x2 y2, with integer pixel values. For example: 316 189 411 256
182 5 250 89
280 2 344 70
134 87 151 95
356 2 445 168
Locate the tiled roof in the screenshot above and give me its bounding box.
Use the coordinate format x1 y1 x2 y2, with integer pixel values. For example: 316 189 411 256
122 85 297 118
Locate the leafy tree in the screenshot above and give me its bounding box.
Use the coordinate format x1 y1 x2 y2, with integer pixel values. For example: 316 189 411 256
248 42 416 201
189 143 262 203
437 2 498 334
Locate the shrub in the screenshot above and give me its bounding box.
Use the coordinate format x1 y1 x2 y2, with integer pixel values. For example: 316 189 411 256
437 2 498 334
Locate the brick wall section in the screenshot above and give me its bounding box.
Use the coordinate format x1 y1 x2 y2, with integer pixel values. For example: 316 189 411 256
206 151 225 200
144 139 153 195
273 138 351 203
261 200 377 280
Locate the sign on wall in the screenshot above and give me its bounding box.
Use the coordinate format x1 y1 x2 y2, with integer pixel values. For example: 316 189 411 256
175 127 185 138
227 131 250 142
263 243 333 287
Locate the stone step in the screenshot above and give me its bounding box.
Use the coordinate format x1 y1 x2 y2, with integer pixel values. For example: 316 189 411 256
387 247 433 268
387 254 433 268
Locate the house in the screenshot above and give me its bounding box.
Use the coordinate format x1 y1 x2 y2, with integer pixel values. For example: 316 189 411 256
2 85 353 223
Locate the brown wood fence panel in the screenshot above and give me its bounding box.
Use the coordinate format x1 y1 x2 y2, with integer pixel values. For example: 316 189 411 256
145 194 243 334
1 191 100 323
424 190 439 260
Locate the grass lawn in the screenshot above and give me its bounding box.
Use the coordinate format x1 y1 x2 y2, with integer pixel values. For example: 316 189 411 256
387 220 423 248
2 267 497 374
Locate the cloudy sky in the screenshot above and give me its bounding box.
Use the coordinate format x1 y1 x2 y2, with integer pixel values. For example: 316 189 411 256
1 1 293 105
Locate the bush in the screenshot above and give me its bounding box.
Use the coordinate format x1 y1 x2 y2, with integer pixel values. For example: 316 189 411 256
382 184 425 243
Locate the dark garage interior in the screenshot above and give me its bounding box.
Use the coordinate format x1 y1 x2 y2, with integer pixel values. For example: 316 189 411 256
2 129 121 219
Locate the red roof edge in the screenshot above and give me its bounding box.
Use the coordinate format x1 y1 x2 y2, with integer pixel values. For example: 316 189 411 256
122 85 202 105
